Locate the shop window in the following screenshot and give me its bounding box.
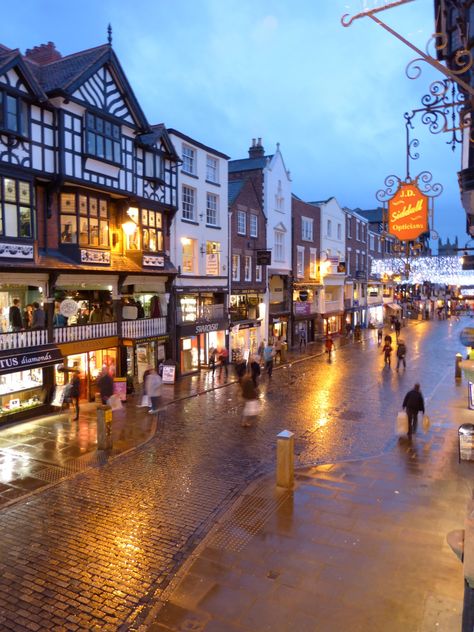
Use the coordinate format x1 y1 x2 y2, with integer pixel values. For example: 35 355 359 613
60 192 109 247
181 237 197 273
179 295 197 323
0 368 44 418
206 241 220 275
232 254 240 282
0 177 34 239
141 209 163 252
85 112 121 164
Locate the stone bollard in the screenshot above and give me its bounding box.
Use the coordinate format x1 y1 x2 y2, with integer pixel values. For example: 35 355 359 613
97 404 113 450
456 353 463 380
276 430 294 489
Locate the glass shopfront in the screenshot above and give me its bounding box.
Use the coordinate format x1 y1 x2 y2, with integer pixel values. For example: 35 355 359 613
179 328 226 374
55 347 117 401
0 367 45 418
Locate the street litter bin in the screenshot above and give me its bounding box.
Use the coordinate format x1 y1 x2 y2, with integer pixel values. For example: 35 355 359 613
97 404 113 450
458 424 474 462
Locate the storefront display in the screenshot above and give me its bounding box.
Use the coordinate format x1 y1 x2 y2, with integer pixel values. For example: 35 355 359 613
56 347 117 401
0 368 44 417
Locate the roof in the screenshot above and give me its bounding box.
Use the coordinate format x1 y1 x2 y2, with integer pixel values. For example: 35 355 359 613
354 207 384 223
228 180 244 206
308 197 335 206
26 44 110 93
167 128 230 160
228 155 273 173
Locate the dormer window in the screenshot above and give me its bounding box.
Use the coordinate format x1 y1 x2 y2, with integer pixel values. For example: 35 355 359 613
0 92 28 136
85 113 121 164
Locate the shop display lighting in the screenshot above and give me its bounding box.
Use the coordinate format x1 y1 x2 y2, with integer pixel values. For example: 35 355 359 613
372 255 474 285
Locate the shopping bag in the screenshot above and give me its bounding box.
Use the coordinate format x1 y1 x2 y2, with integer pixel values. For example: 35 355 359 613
422 415 431 433
396 411 408 435
244 399 261 417
107 394 123 411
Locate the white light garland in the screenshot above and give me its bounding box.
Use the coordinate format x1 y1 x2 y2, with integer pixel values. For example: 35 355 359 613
371 255 474 285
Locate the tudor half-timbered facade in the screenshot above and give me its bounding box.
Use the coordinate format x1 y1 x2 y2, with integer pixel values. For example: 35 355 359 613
0 40 179 424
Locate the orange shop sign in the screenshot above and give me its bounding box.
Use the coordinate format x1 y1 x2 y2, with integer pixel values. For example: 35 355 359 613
388 183 428 241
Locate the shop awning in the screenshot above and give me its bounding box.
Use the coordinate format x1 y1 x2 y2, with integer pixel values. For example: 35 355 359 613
385 303 402 311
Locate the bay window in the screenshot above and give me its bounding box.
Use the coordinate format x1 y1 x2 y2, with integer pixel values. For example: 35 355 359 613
60 192 109 247
85 112 121 164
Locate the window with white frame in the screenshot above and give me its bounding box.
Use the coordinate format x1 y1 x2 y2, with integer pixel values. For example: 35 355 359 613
206 193 218 226
355 252 359 271
237 210 246 235
356 221 360 241
337 223 341 240
182 185 195 221
297 246 305 278
369 234 375 250
346 254 351 275
274 230 284 261
232 254 240 281
378 237 382 253
347 217 352 238
255 264 262 282
181 237 197 273
182 144 196 174
327 219 332 237
244 255 252 282
302 217 313 241
309 248 317 279
250 214 258 238
206 155 218 183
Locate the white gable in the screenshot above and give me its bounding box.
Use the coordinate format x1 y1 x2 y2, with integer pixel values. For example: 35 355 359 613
0 68 29 93
72 66 134 124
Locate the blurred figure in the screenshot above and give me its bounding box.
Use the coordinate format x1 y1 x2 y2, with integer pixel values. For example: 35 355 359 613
249 351 261 387
263 341 275 378
382 338 392 367
396 339 407 371
97 368 114 405
394 318 401 340
208 346 218 376
9 298 22 332
274 337 283 364
234 350 247 382
69 370 81 420
31 302 45 330
145 368 162 414
377 328 383 346
299 329 307 351
218 347 229 380
402 383 425 436
240 372 259 427
325 335 334 359
23 304 33 329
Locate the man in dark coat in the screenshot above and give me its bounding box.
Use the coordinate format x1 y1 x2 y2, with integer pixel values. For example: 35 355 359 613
9 298 23 331
69 370 81 420
402 383 425 436
97 369 114 405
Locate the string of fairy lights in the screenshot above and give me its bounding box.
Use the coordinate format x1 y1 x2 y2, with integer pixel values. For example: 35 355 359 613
371 255 474 285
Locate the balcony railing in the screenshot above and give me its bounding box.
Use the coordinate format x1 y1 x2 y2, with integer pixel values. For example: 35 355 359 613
0 329 49 351
54 322 117 344
121 317 167 338
323 299 342 313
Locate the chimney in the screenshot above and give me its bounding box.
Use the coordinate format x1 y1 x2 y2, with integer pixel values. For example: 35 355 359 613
25 42 62 65
248 137 265 159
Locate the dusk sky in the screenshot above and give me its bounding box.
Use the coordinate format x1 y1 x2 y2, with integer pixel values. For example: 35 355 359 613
1 0 464 248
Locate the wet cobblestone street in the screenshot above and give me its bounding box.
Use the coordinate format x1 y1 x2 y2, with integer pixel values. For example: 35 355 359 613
0 318 471 631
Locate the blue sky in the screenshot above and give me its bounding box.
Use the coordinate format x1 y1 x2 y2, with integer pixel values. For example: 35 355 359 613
1 0 465 247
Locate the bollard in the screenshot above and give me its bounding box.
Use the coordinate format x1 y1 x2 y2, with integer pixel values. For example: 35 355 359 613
276 430 294 488
456 353 463 380
97 404 113 450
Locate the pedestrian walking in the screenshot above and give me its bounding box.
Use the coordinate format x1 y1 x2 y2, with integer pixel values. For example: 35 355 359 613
137 366 152 407
382 339 392 367
218 347 229 380
69 370 81 420
299 329 307 352
249 352 261 387
396 339 407 370
240 372 259 427
274 337 283 364
402 383 425 436
257 340 265 358
377 328 383 346
208 346 218 376
325 335 334 359
145 368 162 414
234 351 247 382
263 341 274 378
97 368 114 405
394 318 401 340
345 322 353 339
9 298 23 332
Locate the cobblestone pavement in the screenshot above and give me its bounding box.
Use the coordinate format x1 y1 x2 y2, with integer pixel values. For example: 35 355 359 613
0 318 470 630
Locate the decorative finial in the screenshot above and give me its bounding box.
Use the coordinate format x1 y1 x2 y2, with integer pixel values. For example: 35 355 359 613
107 24 112 45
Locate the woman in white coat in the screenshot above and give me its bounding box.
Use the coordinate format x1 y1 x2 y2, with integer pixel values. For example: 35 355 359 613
145 369 162 414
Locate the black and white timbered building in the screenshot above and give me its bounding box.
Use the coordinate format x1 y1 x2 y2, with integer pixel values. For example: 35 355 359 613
0 39 179 423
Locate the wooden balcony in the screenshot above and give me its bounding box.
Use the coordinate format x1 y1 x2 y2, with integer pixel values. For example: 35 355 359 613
0 329 49 351
121 317 167 338
53 322 117 344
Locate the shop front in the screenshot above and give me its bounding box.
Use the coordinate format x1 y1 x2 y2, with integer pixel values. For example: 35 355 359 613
122 335 168 386
367 304 383 327
177 320 228 375
269 315 289 343
0 345 62 424
230 320 261 362
323 311 343 336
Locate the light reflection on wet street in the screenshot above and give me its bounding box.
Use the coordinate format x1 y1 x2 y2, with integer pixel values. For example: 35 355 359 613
0 318 469 630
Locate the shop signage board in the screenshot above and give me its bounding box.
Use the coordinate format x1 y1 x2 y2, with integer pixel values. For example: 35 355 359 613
0 345 63 375
113 377 127 402
256 250 272 265
388 182 428 240
295 302 312 315
51 385 66 407
162 365 176 384
60 299 78 318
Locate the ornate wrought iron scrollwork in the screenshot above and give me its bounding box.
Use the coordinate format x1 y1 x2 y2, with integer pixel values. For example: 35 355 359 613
415 170 443 198
376 174 402 203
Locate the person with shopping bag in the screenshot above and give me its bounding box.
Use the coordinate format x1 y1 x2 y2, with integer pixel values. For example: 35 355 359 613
240 372 260 427
402 383 425 436
145 368 162 414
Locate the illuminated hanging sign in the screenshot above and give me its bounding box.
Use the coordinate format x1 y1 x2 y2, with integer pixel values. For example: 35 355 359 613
388 182 428 241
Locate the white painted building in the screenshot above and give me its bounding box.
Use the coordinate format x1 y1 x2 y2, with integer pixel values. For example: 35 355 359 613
168 129 230 375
